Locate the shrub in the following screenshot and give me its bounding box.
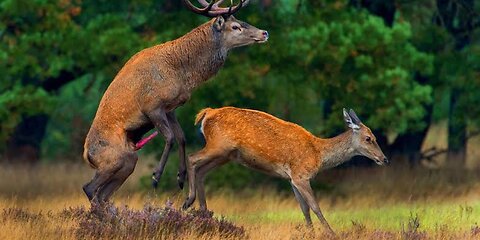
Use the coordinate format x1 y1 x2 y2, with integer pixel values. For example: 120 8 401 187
68 203 245 239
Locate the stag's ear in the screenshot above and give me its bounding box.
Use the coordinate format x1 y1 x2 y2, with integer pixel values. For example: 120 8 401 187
213 16 226 32
343 108 360 131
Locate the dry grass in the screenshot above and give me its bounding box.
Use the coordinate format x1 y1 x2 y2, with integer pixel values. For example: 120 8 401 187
0 159 480 239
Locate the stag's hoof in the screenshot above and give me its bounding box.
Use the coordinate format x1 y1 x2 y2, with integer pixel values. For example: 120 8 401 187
182 198 193 210
177 171 186 189
152 173 159 189
83 184 94 201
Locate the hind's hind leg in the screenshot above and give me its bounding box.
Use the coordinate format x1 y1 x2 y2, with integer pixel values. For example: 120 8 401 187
182 147 225 210
98 152 138 203
196 157 228 210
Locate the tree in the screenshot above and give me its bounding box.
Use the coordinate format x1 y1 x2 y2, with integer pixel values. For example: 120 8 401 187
0 0 199 162
398 0 480 166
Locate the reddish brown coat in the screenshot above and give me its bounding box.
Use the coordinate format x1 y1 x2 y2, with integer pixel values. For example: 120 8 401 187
82 15 268 205
183 107 388 234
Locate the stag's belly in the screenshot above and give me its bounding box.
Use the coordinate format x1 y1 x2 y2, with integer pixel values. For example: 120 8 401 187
163 90 191 112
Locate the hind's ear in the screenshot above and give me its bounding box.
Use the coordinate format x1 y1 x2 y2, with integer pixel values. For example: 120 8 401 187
213 16 226 32
348 109 362 125
343 108 360 131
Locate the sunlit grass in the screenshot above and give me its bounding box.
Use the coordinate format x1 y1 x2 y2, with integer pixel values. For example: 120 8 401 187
237 202 480 230
0 161 480 239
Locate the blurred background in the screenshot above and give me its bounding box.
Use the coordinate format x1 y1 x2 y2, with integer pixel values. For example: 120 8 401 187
1 0 480 190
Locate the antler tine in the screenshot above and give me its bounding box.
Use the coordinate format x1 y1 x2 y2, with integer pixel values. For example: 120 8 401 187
183 0 216 17
226 0 249 16
198 0 213 7
213 0 226 8
184 0 250 17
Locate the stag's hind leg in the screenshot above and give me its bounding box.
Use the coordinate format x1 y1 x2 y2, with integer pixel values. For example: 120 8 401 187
147 108 174 188
82 147 128 206
97 151 138 203
83 165 122 206
166 111 187 189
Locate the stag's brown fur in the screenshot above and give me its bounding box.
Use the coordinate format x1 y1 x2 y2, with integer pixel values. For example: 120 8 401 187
182 107 388 234
83 16 267 205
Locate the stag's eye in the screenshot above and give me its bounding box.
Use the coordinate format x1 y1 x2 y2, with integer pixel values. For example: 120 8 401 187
366 136 371 142
232 25 240 30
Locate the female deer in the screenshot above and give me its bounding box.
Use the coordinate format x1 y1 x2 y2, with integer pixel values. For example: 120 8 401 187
181 107 388 234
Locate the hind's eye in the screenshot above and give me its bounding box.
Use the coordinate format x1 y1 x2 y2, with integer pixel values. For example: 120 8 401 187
366 136 371 142
232 25 240 30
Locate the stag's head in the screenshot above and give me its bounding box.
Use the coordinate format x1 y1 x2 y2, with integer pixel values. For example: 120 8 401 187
343 108 389 165
183 0 269 49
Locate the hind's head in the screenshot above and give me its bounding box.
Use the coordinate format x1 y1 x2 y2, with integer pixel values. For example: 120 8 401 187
343 108 389 165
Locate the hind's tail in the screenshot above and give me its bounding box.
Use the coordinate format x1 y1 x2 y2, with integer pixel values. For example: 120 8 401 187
195 108 212 125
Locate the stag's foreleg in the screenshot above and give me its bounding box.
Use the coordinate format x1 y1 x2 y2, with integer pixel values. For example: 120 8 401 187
148 108 175 188
166 111 187 189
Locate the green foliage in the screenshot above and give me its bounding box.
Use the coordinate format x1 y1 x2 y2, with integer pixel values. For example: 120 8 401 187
0 85 53 148
284 6 433 135
4 0 478 173
0 0 75 143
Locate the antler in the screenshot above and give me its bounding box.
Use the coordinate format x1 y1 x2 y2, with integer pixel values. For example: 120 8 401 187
183 0 250 17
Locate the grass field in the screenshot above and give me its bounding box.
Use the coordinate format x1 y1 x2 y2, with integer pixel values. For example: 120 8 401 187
0 159 479 239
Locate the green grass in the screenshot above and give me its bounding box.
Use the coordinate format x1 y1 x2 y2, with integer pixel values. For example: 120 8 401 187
229 200 480 231
227 195 480 236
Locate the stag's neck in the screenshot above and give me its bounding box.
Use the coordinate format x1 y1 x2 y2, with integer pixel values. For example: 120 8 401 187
314 130 356 170
167 20 228 91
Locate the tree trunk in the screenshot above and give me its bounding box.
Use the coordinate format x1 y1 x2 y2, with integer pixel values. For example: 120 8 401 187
436 0 474 167
3 69 80 164
387 73 433 167
349 0 396 26
446 89 467 165
389 130 429 167
5 115 49 163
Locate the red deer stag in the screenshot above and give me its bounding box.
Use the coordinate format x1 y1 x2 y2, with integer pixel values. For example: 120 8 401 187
182 107 388 234
82 0 268 206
